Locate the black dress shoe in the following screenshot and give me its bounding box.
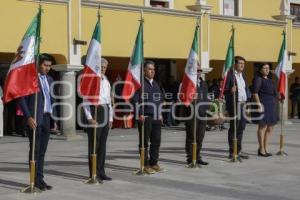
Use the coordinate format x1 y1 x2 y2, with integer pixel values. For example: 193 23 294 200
35 184 46 191
197 159 209 165
100 175 112 181
96 177 104 184
41 181 53 190
239 152 249 159
258 149 268 157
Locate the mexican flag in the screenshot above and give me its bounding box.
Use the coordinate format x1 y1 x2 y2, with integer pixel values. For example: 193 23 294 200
220 29 235 99
79 21 101 105
122 21 143 102
179 25 199 106
275 32 288 100
3 10 41 103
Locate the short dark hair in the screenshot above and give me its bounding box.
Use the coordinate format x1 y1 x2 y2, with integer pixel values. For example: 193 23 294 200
234 56 246 64
39 53 55 66
144 60 155 68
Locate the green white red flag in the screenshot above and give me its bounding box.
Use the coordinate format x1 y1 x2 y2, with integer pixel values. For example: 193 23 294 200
79 21 101 105
3 9 41 103
275 31 288 100
220 29 235 99
122 21 144 102
179 25 200 106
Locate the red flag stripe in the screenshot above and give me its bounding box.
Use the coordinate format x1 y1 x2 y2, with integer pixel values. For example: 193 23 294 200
79 66 101 105
3 63 39 103
179 74 196 106
122 71 141 102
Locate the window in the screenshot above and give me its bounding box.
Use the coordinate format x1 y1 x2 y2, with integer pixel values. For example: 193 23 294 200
291 3 300 22
223 0 239 16
145 0 174 9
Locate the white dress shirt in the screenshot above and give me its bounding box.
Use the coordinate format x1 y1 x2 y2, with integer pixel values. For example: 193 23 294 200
234 70 247 102
38 74 52 113
83 75 113 122
145 77 153 86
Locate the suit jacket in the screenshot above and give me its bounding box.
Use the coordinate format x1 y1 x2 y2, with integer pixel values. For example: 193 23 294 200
224 69 251 114
180 79 210 119
132 77 163 118
18 75 56 126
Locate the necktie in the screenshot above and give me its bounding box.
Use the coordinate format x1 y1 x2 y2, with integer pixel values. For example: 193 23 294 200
41 76 52 113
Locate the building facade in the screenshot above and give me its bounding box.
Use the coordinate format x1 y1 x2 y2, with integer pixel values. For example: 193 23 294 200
1 0 300 136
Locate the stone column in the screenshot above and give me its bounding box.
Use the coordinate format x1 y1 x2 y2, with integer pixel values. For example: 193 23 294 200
51 0 84 140
52 65 83 140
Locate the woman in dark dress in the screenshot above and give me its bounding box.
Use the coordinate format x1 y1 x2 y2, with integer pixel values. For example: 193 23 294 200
252 63 279 157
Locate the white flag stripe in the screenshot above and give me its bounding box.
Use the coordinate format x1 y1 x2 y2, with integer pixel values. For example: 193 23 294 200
9 36 35 72
275 49 288 78
85 39 101 76
129 63 141 85
184 50 198 86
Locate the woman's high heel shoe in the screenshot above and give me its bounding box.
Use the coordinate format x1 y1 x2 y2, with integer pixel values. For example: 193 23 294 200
265 152 272 157
258 149 268 157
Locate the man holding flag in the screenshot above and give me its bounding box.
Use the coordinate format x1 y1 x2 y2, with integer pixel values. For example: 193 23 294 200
2 8 56 192
132 60 164 173
178 24 210 167
223 56 251 161
18 53 56 191
82 58 113 182
80 19 113 182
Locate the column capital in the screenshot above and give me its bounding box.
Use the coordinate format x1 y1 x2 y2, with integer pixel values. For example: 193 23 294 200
52 64 83 72
272 14 297 21
186 2 212 14
200 67 213 74
285 69 295 76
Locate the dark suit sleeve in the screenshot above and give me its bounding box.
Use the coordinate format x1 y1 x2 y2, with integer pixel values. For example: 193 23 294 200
18 96 31 120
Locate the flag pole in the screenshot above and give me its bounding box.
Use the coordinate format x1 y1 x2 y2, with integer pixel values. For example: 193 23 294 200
188 19 200 169
277 101 287 156
85 4 102 185
277 31 288 156
21 2 42 194
133 10 146 175
230 26 239 163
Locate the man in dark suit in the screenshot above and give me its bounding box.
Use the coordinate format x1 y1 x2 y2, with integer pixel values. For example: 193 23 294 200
19 53 56 191
224 56 251 161
133 60 164 174
182 68 210 167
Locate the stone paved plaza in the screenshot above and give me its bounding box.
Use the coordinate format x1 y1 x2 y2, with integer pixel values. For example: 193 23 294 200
0 122 300 200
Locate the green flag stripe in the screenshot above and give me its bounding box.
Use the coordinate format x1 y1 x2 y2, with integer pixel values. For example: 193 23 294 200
92 21 101 43
277 32 286 63
191 25 199 54
224 35 234 72
131 22 144 66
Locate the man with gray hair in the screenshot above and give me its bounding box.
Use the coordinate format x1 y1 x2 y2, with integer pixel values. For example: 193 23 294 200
83 57 114 182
